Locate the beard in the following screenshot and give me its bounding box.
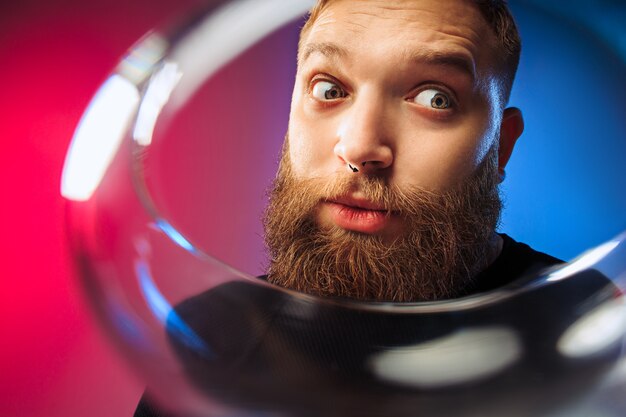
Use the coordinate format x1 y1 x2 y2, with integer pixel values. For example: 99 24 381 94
263 144 502 302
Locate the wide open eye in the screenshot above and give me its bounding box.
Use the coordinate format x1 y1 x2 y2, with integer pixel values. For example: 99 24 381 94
413 89 452 110
311 80 347 101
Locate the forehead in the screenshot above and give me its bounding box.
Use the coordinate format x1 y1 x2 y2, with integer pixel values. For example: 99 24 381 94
301 0 497 75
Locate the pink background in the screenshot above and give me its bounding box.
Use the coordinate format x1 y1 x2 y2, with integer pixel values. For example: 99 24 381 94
0 1 201 416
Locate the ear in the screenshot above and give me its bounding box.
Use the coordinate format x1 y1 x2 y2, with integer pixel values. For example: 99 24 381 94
498 107 524 181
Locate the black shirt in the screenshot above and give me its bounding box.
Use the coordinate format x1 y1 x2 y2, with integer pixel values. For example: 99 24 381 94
468 233 563 294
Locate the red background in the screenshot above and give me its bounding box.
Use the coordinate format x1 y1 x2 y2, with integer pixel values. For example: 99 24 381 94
0 1 201 415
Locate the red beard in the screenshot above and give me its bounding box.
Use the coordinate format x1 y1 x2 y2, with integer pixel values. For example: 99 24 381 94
263 145 502 302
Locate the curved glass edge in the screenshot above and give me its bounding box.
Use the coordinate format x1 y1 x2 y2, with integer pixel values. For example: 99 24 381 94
139 230 626 417
61 0 313 209
58 0 626 415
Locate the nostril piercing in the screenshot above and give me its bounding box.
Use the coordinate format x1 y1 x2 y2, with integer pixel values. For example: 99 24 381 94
348 163 359 173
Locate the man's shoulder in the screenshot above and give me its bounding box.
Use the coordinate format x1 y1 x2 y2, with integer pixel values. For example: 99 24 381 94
471 234 564 294
499 233 563 267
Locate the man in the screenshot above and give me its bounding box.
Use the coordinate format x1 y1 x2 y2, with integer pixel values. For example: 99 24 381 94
136 1 579 416
263 0 560 302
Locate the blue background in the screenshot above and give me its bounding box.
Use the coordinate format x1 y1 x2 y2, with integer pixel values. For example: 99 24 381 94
500 1 626 260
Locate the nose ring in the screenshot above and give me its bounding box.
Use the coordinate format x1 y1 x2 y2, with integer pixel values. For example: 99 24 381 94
348 161 366 173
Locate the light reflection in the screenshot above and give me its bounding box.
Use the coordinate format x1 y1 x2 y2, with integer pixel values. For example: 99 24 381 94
557 298 626 358
133 62 182 146
368 327 522 388
61 75 139 201
153 219 197 254
117 33 168 85
547 240 620 283
169 0 314 107
136 257 212 356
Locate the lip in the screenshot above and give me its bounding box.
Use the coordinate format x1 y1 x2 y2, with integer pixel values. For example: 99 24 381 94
325 196 391 234
331 196 388 211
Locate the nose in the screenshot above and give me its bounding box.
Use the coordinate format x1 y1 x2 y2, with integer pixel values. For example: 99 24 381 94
333 93 394 174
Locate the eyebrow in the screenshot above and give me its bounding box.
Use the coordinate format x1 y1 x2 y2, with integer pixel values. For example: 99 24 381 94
299 42 349 65
409 49 476 80
299 41 475 80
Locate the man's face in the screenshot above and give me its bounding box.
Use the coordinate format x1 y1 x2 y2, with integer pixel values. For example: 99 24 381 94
289 0 505 234
264 0 522 301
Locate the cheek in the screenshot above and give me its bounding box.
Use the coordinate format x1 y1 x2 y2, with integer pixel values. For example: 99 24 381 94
286 97 314 176
287 124 329 178
396 118 496 190
287 107 338 178
287 131 315 176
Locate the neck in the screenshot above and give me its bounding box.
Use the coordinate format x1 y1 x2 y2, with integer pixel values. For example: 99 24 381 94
487 232 504 267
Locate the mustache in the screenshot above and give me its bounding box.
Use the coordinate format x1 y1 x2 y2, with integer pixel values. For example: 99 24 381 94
276 171 458 218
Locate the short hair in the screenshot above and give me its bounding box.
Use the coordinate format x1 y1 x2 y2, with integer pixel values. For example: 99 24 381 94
298 0 522 104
